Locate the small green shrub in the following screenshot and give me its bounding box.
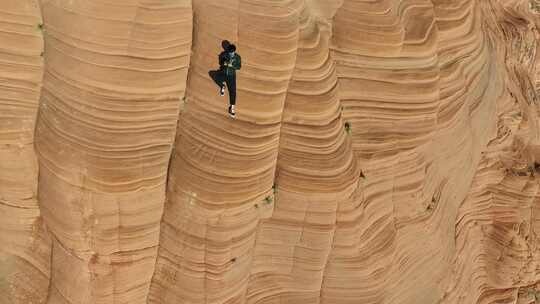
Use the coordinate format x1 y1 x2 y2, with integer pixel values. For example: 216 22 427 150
344 122 351 134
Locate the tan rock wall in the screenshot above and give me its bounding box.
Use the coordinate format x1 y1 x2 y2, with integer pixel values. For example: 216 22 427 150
1 0 539 303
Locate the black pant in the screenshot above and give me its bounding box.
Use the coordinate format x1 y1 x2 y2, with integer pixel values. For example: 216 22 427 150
209 69 236 105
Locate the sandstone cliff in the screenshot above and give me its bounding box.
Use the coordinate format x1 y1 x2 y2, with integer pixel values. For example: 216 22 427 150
1 0 540 303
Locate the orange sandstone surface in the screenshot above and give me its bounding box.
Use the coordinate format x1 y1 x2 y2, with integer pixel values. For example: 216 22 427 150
1 0 540 303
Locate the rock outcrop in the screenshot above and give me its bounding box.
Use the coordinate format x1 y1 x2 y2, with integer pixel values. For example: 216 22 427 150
1 0 540 303
0 1 50 303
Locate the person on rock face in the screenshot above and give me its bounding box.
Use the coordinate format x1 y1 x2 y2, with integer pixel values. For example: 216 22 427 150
209 43 241 118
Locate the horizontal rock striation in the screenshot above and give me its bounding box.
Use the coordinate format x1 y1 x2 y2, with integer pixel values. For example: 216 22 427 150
0 0 539 303
0 1 50 304
33 0 192 303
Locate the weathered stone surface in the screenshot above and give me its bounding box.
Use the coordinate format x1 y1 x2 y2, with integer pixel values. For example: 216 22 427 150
1 1 540 303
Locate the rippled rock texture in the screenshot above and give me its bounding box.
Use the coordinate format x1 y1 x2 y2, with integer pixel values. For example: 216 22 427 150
1 0 540 303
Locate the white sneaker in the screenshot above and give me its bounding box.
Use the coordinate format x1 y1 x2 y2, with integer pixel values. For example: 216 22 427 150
220 86 225 96
228 106 236 118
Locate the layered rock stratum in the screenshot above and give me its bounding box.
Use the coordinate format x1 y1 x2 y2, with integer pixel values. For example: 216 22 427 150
1 0 540 303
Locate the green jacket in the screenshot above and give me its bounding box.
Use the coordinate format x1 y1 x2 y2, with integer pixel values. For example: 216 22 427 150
220 52 241 76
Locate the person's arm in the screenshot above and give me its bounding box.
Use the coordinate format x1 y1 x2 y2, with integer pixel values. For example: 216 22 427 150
219 52 227 67
233 55 241 70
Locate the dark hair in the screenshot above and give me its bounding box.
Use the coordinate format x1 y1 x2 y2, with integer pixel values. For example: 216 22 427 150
228 44 236 52
221 40 230 51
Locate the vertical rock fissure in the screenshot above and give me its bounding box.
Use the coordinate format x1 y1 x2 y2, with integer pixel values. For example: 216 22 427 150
240 1 302 300
35 0 54 302
318 1 353 302
147 1 194 302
